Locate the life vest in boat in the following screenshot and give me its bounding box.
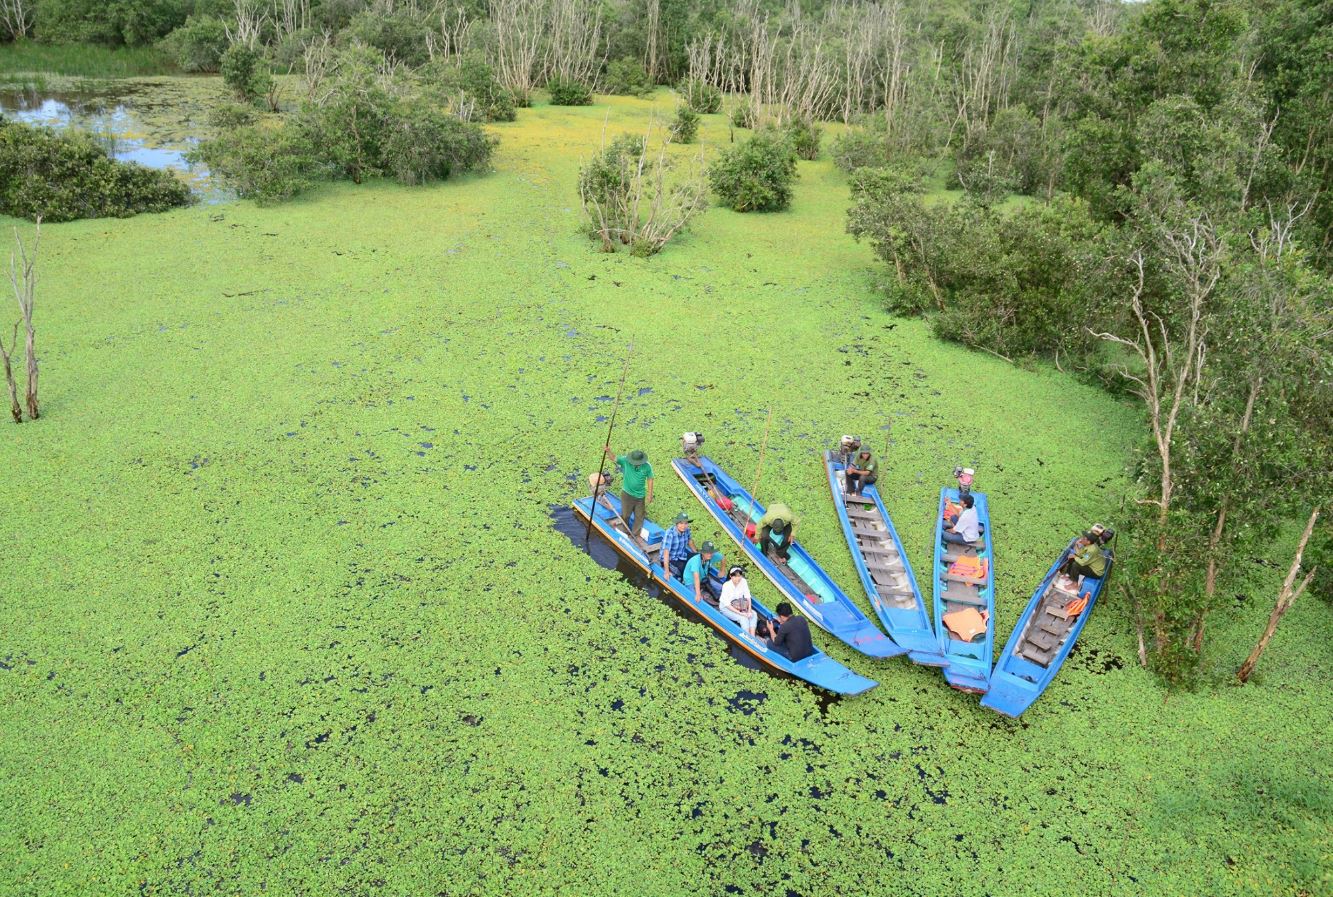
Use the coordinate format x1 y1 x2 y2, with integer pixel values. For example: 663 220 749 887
943 607 989 642
948 555 988 582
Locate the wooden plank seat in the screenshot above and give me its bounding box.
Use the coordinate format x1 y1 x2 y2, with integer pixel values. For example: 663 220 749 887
941 581 986 607
1019 645 1056 666
943 570 987 586
1024 629 1060 652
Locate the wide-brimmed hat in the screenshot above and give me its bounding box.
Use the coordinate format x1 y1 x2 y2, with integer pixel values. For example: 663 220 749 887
673 513 691 524
628 449 648 464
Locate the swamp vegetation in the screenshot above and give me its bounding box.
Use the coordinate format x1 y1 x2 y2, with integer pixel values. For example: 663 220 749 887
0 0 1330 894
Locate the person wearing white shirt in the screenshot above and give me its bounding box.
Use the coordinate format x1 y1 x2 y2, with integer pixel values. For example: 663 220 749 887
719 566 759 636
943 494 981 545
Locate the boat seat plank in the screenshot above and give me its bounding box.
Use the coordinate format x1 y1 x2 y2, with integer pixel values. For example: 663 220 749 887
940 582 986 607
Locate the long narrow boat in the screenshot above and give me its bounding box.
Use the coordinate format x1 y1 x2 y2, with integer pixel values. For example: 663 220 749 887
981 538 1114 717
571 491 878 696
673 455 904 659
931 487 996 692
822 451 947 667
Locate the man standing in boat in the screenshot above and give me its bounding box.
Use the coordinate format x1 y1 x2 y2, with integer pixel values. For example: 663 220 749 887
845 449 879 496
758 502 801 563
603 445 654 537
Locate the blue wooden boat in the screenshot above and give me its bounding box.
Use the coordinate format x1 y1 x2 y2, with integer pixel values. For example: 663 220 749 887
822 451 947 667
571 491 878 696
931 487 995 692
672 455 904 659
981 537 1114 717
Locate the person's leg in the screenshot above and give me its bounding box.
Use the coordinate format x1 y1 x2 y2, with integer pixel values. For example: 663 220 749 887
846 472 862 494
720 605 746 629
621 492 644 534
745 611 758 635
669 556 688 580
865 474 878 491
942 530 968 545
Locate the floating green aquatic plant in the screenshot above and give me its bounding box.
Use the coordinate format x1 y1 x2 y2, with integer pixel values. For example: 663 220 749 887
0 83 1328 897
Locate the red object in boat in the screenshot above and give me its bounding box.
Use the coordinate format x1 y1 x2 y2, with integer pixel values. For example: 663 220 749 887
717 496 734 511
744 522 757 539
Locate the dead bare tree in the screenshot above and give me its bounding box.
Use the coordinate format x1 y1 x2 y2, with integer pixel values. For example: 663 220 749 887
425 5 472 61
227 0 267 50
490 0 546 99
1237 507 1320 683
270 0 309 43
948 4 1018 147
7 220 38 422
580 130 707 257
0 315 18 423
547 0 604 85
644 0 662 82
0 0 33 41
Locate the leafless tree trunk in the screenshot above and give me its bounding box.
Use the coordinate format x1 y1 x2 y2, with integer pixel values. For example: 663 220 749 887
547 0 604 85
0 319 18 423
269 0 309 42
644 0 661 82
426 5 472 61
1237 507 1320 683
7 220 38 421
227 0 267 50
0 0 33 41
490 0 546 99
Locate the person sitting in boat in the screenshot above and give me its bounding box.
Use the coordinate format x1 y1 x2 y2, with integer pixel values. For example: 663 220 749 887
682 541 724 603
1059 526 1109 588
845 449 879 496
602 445 654 537
719 565 759 636
942 494 981 546
660 513 696 579
769 602 814 662
758 503 801 562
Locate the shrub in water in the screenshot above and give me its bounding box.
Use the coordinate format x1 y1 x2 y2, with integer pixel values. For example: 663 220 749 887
578 134 707 257
0 119 192 221
708 130 798 212
604 57 654 97
381 97 496 185
221 44 274 106
189 124 319 205
669 105 699 144
730 103 757 130
422 53 516 123
548 76 593 106
831 126 889 173
784 118 822 160
680 78 721 114
158 15 228 73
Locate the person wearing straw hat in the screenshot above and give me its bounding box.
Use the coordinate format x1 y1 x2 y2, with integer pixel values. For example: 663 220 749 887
660 512 696 579
603 445 654 536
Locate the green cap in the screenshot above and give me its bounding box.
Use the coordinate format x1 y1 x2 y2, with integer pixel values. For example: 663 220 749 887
628 449 647 464
673 513 691 524
700 540 716 554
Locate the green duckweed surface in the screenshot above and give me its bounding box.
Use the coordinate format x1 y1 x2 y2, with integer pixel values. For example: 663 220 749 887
1 83 1329 897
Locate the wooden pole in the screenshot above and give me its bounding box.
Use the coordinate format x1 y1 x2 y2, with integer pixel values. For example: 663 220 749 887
586 343 634 544
748 408 773 518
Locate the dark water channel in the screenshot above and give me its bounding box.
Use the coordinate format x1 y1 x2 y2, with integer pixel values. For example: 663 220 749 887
550 504 841 710
0 83 225 200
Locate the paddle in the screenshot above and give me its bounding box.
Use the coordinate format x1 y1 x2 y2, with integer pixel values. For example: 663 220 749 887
586 343 634 547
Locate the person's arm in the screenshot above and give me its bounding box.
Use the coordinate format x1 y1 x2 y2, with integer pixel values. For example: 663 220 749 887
692 569 703 602
645 476 654 504
772 622 789 648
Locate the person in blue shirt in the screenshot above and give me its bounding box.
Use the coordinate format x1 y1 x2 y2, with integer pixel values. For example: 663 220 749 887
660 513 696 579
680 541 724 603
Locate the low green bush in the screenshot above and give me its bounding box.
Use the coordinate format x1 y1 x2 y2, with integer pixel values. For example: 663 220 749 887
158 15 228 73
221 44 274 106
783 118 821 160
669 105 699 144
730 103 756 130
547 76 593 106
0 118 193 221
680 78 721 114
189 124 319 205
343 8 433 68
381 97 496 185
422 53 516 123
831 126 889 173
604 57 653 97
708 130 798 212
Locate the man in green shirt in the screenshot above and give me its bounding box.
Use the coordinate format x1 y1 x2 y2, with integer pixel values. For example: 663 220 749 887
603 445 654 536
845 449 879 496
1060 530 1108 586
758 502 801 563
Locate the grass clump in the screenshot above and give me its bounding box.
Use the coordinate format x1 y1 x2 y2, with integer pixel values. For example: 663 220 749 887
668 104 699 144
0 41 172 78
708 129 798 212
577 133 708 257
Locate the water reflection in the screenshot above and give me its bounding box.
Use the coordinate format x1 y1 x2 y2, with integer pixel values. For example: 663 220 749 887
0 86 225 200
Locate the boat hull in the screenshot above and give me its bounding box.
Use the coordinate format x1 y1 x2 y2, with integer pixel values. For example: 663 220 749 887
572 493 878 696
822 451 947 667
931 487 996 693
673 456 904 659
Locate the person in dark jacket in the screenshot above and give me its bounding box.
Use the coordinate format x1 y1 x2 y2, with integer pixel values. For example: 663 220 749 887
769 602 813 661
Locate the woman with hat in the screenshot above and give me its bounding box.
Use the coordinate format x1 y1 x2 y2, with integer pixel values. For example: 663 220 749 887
603 445 654 537
719 565 759 636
